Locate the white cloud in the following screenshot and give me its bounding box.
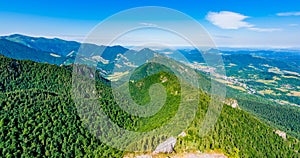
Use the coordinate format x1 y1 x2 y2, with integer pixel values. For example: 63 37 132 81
288 24 299 27
139 22 157 27
277 12 300 16
248 27 281 32
206 11 281 32
213 35 232 39
206 11 253 29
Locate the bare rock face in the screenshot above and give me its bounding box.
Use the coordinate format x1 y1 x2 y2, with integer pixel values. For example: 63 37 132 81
275 130 287 140
135 155 152 158
173 153 227 158
153 137 177 154
126 152 227 158
224 98 239 108
178 131 187 137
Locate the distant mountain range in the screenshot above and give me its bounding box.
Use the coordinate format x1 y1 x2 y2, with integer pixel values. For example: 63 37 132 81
0 34 299 104
1 34 299 71
0 34 129 66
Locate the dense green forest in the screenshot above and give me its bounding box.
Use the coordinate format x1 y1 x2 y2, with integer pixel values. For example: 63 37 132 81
198 71 300 140
177 105 300 157
0 55 299 157
226 87 300 139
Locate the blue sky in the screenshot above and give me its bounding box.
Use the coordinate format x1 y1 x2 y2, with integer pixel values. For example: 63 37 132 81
0 0 300 48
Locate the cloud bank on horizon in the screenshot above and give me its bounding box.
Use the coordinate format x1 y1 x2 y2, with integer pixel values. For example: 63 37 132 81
277 11 300 16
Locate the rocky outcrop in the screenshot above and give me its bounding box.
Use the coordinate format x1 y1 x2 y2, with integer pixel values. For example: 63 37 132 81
275 130 287 140
224 98 239 108
124 152 227 158
153 137 177 154
178 131 187 137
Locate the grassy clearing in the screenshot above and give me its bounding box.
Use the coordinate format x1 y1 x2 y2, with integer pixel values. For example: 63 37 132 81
228 85 246 92
256 79 276 84
288 91 300 97
258 89 274 95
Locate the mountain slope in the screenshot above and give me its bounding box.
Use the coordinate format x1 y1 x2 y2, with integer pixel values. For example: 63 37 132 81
0 55 299 157
0 39 66 64
0 34 80 56
0 35 131 69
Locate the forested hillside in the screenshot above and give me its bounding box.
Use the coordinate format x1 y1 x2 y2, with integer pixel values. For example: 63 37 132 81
0 55 299 157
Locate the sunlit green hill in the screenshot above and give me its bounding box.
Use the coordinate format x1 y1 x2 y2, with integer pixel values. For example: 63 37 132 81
0 55 299 157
